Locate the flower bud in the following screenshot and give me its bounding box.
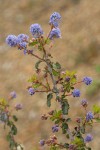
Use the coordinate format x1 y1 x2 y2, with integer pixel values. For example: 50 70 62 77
76 117 81 123
41 114 48 120
81 99 88 107
48 110 54 115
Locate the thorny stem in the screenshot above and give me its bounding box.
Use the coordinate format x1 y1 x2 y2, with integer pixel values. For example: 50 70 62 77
37 82 48 90
31 53 46 62
67 128 74 142
30 38 74 143
65 93 72 97
45 76 51 90
37 38 76 144
30 41 59 96
45 26 53 44
35 90 51 93
38 37 59 98
43 48 59 97
73 81 83 86
41 43 75 143
46 62 59 97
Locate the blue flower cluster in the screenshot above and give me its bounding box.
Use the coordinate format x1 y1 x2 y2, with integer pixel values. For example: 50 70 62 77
6 35 17 47
52 124 59 133
23 49 27 55
10 91 17 99
86 111 94 121
49 28 61 40
17 34 29 42
39 139 45 146
6 12 62 51
28 88 35 95
6 34 29 51
83 77 92 85
49 12 61 40
84 134 93 142
72 89 80 97
30 23 43 38
15 104 23 111
17 34 29 49
49 12 61 28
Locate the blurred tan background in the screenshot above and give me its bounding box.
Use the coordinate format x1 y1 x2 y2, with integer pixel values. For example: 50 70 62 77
0 0 100 149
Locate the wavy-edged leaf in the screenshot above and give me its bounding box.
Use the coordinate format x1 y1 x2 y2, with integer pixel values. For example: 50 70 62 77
47 93 53 107
35 60 42 70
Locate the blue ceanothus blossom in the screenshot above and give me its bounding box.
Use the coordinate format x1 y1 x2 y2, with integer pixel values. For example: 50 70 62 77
52 124 59 133
72 89 80 97
49 12 61 27
30 23 43 38
39 139 45 146
10 91 17 99
17 34 29 42
28 88 35 95
49 28 61 40
84 134 93 142
83 77 92 85
86 111 94 121
17 34 29 49
6 35 17 47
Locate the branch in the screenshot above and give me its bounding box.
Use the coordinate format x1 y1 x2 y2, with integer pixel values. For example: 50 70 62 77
31 53 46 62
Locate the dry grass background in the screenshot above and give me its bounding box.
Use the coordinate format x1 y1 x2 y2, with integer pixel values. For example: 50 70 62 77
0 0 100 149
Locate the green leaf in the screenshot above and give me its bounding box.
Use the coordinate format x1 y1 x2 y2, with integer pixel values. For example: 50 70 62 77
73 137 84 146
55 110 62 118
52 69 60 76
6 134 11 142
80 126 85 134
45 38 50 44
62 101 69 115
71 86 74 89
55 119 60 124
87 147 91 150
66 118 71 122
7 120 13 127
12 115 18 122
65 83 71 93
53 62 61 69
62 122 68 134
92 104 100 114
28 75 37 82
64 143 69 149
62 122 68 130
50 146 58 150
35 60 42 70
11 125 17 135
32 83 41 88
38 44 43 51
50 110 62 121
0 98 8 109
47 93 53 107
66 134 69 139
95 118 100 122
29 40 38 46
52 87 59 93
